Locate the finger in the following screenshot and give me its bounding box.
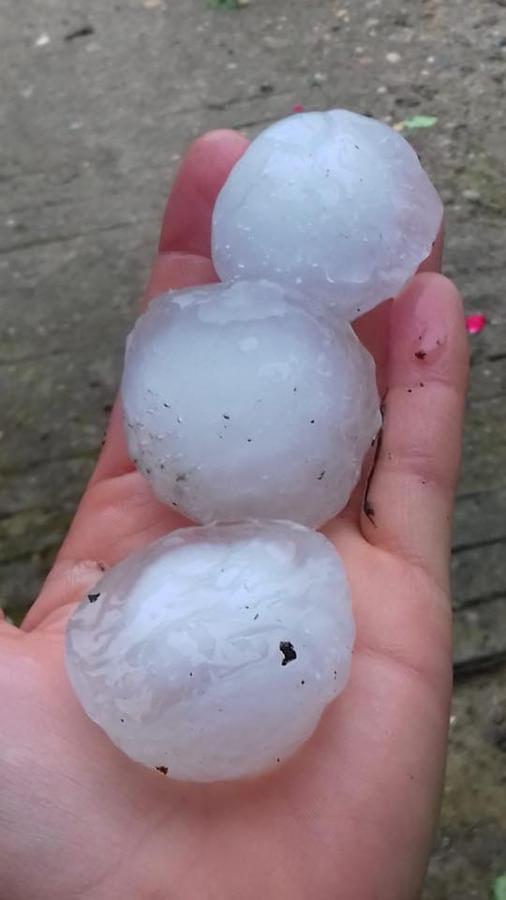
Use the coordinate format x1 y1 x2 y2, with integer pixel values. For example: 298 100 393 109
22 257 212 631
359 272 469 588
0 609 20 638
344 222 445 525
353 221 444 389
91 129 248 486
159 129 249 256
23 133 248 631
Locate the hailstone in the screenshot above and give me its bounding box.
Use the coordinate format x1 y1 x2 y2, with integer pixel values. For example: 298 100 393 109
212 109 443 320
122 279 380 527
65 520 354 781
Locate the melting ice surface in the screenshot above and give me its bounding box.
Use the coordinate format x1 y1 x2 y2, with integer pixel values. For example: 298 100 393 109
65 521 354 781
67 109 438 782
122 279 380 528
212 109 443 320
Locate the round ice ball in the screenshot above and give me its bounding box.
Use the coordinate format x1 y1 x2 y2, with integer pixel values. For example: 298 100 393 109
122 279 380 528
211 109 443 320
65 520 354 782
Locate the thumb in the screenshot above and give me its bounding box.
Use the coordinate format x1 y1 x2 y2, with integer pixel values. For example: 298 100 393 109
360 273 469 590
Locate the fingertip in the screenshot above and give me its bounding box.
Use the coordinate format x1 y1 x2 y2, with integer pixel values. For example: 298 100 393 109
177 129 249 198
359 270 469 583
159 129 249 256
390 272 469 379
407 270 462 306
195 128 249 149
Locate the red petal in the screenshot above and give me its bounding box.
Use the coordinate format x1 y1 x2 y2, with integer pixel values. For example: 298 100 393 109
465 313 487 335
292 103 305 113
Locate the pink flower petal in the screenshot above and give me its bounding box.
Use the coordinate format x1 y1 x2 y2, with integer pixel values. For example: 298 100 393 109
465 313 487 335
292 103 305 113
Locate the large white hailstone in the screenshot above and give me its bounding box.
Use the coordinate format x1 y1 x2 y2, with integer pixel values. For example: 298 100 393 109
65 521 354 781
212 109 443 320
122 279 380 527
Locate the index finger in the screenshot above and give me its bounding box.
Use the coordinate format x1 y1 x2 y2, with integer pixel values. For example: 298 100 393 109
22 130 248 631
91 129 249 486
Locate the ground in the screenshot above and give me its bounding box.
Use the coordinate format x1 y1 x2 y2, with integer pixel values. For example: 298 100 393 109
0 0 505 895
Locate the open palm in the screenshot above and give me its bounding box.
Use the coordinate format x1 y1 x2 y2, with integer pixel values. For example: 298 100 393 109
0 131 468 900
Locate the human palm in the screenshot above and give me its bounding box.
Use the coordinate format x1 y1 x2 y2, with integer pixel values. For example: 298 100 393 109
0 131 468 900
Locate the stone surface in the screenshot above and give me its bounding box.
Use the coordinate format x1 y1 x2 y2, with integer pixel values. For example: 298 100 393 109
122 279 380 526
212 110 442 320
1 0 505 893
66 520 354 781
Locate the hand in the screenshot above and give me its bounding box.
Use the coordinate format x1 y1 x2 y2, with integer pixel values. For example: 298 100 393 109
1 130 468 900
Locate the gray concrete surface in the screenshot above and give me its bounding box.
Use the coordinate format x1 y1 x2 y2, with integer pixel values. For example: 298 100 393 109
1 0 505 895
